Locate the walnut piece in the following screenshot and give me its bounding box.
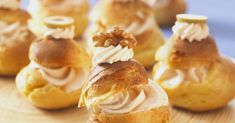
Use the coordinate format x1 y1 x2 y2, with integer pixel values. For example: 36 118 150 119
92 26 137 48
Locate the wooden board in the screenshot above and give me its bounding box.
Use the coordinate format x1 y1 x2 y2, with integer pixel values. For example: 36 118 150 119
0 77 235 123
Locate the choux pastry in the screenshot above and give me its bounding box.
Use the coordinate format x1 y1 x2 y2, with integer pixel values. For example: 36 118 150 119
80 26 170 123
152 14 235 112
16 16 91 109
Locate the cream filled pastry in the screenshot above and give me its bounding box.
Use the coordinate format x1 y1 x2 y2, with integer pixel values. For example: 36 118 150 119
16 16 91 109
144 0 187 27
79 26 170 123
152 14 235 112
27 0 89 38
0 0 35 76
86 0 165 68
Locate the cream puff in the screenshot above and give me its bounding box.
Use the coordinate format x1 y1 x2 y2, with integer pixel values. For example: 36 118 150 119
0 0 35 76
79 26 170 123
144 0 187 27
27 0 89 38
86 0 165 68
152 14 235 112
16 16 91 109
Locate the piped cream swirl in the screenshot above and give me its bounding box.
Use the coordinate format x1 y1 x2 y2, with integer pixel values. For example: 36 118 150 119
154 63 208 89
172 21 209 42
95 80 168 114
92 45 134 65
0 21 28 46
43 26 75 39
0 0 20 10
29 61 88 92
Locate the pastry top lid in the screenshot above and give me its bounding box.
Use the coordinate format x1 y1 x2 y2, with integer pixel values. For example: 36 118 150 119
176 14 208 24
92 26 137 48
156 35 219 69
29 38 90 68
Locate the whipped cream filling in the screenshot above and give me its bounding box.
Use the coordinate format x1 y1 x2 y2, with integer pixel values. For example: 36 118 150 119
29 61 88 92
0 21 28 46
92 45 134 65
126 16 155 36
154 64 208 89
172 21 209 42
43 25 75 39
43 26 75 39
96 80 168 114
0 0 20 10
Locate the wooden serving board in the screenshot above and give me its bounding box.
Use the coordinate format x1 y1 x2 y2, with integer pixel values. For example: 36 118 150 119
0 77 235 123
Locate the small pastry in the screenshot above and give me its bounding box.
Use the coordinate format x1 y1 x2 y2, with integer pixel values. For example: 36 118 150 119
0 0 35 76
144 0 187 27
87 0 165 68
79 26 170 123
27 0 89 38
16 16 91 109
152 14 235 112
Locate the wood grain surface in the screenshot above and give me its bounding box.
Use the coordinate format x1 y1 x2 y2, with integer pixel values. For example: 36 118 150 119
0 77 234 123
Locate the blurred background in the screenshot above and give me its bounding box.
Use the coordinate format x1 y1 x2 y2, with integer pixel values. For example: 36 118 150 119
22 0 235 57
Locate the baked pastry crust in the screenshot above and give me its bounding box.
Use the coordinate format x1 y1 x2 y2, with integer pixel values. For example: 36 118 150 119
156 35 218 69
86 0 165 68
0 8 35 76
153 56 235 111
82 60 148 102
16 66 82 109
30 38 90 68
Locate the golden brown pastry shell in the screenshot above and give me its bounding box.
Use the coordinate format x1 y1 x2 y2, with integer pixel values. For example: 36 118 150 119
29 38 91 68
153 56 235 112
0 32 34 76
15 66 82 109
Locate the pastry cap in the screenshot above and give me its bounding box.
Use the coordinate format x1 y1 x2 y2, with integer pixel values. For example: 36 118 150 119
29 38 90 68
156 35 219 69
93 26 137 48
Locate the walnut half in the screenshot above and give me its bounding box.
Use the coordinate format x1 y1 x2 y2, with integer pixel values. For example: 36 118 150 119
92 26 137 48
